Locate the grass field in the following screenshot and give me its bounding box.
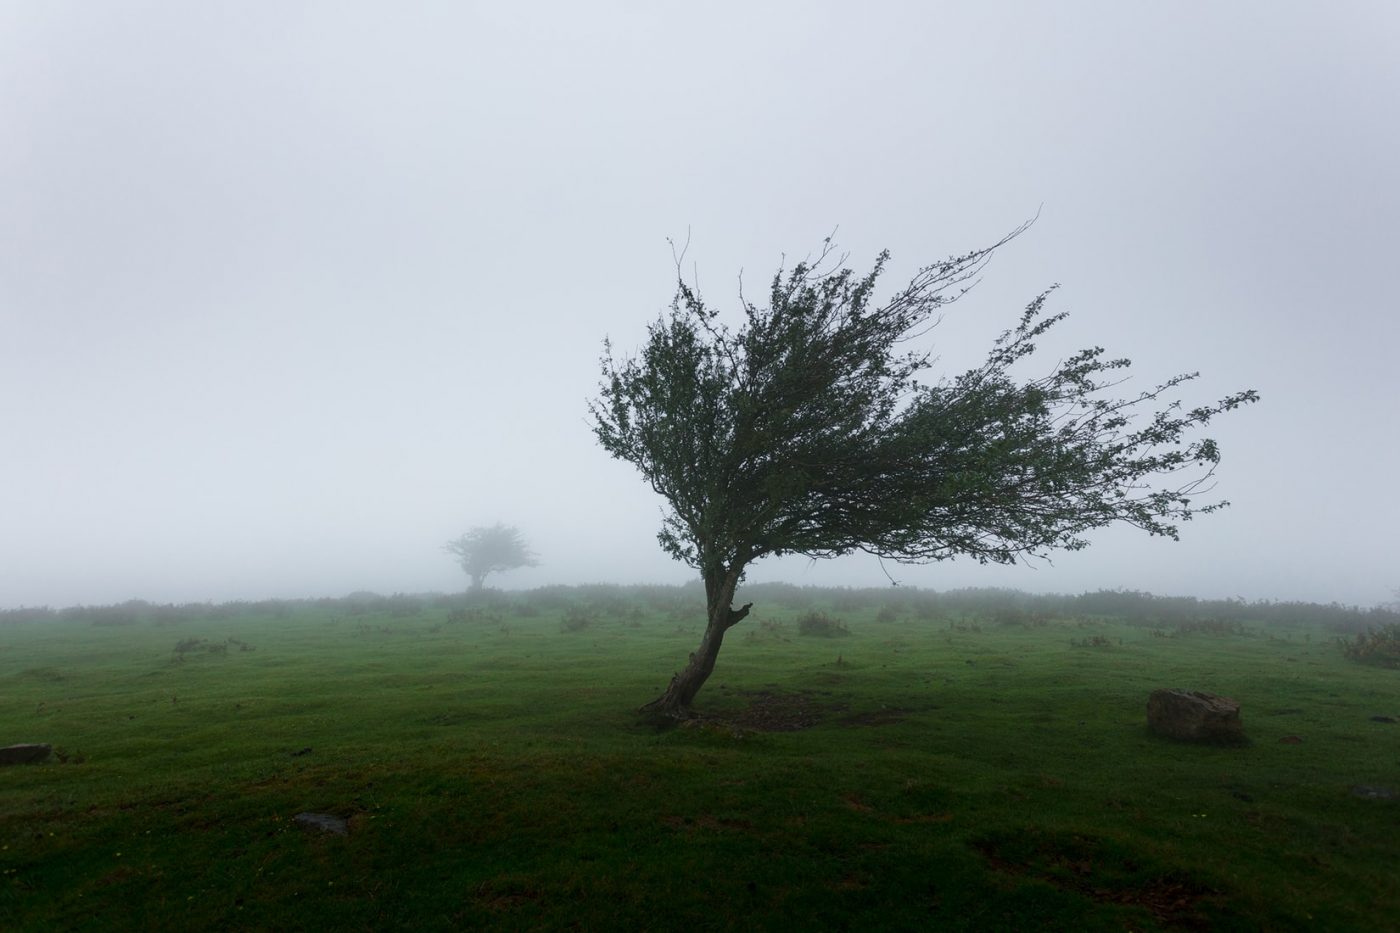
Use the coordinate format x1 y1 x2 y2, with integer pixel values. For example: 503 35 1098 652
2 586 1398 930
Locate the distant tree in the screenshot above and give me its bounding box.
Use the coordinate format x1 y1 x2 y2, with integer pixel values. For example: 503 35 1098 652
591 227 1258 716
444 524 537 592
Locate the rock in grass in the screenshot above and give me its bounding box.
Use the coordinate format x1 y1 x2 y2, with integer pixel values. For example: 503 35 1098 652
293 812 349 835
0 744 52 765
1147 689 1244 744
1351 785 1395 800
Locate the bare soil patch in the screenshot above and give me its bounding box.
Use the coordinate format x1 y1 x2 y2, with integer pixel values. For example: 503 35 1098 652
698 689 924 732
973 829 1221 929
726 688 849 731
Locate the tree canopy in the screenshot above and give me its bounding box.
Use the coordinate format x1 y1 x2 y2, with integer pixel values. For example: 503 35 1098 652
591 229 1257 714
443 524 537 592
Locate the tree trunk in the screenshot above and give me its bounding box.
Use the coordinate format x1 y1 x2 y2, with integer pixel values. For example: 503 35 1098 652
470 571 486 592
640 566 752 717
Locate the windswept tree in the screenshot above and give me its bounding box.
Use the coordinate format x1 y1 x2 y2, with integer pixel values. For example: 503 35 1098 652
444 523 537 592
590 228 1257 716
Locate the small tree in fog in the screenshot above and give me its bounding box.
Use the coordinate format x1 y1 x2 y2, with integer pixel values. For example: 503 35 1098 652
591 226 1257 717
444 524 537 592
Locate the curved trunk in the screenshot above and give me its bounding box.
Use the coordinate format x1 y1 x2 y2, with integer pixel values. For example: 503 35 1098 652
641 566 752 717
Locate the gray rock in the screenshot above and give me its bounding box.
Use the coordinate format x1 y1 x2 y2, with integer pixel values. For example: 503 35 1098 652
0 744 52 765
293 812 349 835
1351 785 1395 800
1147 689 1244 743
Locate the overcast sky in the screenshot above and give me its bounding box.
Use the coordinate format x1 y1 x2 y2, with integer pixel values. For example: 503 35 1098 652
3 1 1397 609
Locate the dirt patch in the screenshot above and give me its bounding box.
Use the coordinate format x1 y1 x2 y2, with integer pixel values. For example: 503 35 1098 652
1095 875 1218 927
96 867 139 887
973 829 1221 929
689 689 924 732
841 793 875 812
725 688 849 732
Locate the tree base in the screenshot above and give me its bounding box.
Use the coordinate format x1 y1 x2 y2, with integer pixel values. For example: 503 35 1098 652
638 681 697 720
639 586 753 716
634 705 694 732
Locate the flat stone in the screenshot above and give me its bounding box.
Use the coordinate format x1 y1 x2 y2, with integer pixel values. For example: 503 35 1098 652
0 744 52 765
293 812 348 835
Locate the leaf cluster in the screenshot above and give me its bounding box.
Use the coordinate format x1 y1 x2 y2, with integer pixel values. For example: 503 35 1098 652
590 229 1257 577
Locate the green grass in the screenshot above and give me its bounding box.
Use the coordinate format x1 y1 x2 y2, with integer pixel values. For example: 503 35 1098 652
2 591 1398 930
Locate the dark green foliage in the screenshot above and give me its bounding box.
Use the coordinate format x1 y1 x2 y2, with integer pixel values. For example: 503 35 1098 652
1339 624 1400 668
592 229 1257 576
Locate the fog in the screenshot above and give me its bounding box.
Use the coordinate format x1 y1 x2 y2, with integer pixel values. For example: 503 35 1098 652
3 2 1397 609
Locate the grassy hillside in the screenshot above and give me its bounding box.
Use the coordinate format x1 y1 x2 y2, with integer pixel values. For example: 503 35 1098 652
2 587 1397 930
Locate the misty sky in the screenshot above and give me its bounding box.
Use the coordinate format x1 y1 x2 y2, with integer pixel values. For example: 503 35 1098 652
3 2 1397 609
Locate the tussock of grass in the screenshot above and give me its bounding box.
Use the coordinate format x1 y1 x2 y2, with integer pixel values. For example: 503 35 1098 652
797 611 849 638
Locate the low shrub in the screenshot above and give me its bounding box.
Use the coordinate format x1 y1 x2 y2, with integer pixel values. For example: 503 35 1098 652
797 611 848 637
561 606 596 632
172 638 242 659
1339 624 1400 669
744 618 789 643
